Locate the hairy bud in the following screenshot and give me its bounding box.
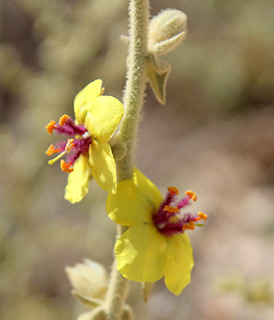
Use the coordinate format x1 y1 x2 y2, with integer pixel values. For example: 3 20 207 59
66 259 108 303
77 307 107 320
148 9 187 55
122 305 134 320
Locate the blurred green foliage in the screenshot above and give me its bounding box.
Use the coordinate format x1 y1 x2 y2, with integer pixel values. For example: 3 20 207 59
215 274 274 305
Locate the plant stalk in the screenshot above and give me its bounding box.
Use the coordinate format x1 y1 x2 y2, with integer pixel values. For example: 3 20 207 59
115 0 149 181
105 0 149 319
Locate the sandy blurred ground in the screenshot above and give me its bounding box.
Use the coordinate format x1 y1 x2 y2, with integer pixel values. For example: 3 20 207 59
1 0 274 319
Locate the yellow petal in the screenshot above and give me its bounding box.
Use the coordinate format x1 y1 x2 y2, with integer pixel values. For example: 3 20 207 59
115 224 168 282
64 154 91 203
106 179 152 226
84 96 123 142
74 79 103 124
89 141 117 193
134 168 163 210
164 233 194 295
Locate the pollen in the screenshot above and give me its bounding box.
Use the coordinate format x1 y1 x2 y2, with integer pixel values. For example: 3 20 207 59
198 212 207 221
46 120 56 134
167 186 179 195
192 212 207 222
59 114 71 126
164 205 179 213
46 144 60 156
60 160 73 173
185 190 197 201
65 139 75 153
182 221 195 231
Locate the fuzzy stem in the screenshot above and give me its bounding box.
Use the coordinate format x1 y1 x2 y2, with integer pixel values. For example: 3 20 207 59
105 0 149 319
115 0 149 181
105 225 129 320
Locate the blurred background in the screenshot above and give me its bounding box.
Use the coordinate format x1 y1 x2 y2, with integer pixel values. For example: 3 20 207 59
1 0 274 319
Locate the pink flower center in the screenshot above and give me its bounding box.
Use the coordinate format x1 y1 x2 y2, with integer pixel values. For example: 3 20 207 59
45 114 92 172
152 187 207 236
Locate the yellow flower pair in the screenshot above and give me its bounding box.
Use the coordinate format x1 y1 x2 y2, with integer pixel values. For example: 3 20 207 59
46 80 206 295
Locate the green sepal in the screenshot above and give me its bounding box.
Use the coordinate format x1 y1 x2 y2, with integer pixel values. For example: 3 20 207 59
72 290 103 308
142 282 154 302
152 31 186 56
146 54 171 105
77 307 106 320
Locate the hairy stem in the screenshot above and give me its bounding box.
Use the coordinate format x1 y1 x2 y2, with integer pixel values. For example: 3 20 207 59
114 0 149 181
105 0 149 319
105 226 129 320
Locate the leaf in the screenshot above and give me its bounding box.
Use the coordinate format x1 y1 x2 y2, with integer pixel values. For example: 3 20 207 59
146 54 171 104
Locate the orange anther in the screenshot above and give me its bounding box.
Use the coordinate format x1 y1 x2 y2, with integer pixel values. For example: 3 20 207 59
167 186 179 195
182 223 195 231
192 212 207 222
60 160 73 173
59 114 71 126
46 120 56 134
46 144 60 156
185 190 197 201
164 205 179 213
65 139 75 153
198 212 207 221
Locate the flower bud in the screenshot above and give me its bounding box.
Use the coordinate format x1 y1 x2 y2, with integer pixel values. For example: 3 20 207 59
77 307 106 320
148 9 187 55
122 305 134 320
66 259 108 300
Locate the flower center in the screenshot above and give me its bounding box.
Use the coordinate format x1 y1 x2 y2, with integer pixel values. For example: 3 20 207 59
152 187 207 236
45 114 92 173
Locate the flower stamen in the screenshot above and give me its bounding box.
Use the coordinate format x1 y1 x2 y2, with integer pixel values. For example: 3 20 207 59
46 114 92 174
46 120 57 134
185 190 197 201
46 144 61 156
198 212 207 220
164 205 179 213
60 159 74 173
167 186 179 195
182 221 195 231
192 212 207 222
59 114 71 126
65 139 75 153
153 187 207 236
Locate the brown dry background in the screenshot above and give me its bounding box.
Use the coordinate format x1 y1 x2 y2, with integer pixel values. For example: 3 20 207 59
1 0 274 319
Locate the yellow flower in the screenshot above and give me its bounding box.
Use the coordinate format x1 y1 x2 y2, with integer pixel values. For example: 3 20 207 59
46 80 123 203
106 169 207 295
